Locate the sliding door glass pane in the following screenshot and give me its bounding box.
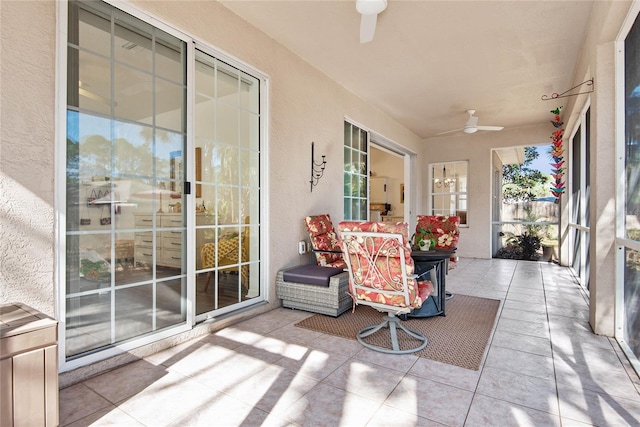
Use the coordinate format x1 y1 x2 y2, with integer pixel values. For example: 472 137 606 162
66 0 186 359
195 50 261 316
624 248 640 357
344 122 368 220
623 11 640 364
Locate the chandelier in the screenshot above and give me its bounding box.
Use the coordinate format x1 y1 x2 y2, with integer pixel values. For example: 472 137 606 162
435 165 456 188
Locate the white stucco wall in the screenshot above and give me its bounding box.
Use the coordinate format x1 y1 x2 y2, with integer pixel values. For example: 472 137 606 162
1 1 57 317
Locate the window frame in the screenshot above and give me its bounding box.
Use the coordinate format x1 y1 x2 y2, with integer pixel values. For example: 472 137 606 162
615 4 640 379
429 160 469 226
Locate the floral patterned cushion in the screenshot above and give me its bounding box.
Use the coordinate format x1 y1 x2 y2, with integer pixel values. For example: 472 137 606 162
338 221 433 310
415 215 460 269
415 215 460 249
304 214 346 269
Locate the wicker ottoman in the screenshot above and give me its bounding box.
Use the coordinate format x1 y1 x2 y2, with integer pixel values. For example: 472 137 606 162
276 265 351 317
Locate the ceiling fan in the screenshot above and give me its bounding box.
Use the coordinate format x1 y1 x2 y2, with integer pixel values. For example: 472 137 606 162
356 0 387 44
437 110 504 135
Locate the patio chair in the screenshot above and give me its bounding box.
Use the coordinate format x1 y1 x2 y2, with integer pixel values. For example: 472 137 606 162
338 221 434 354
304 214 347 269
415 215 460 270
201 219 250 293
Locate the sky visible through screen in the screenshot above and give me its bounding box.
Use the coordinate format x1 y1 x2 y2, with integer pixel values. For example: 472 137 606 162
529 145 554 176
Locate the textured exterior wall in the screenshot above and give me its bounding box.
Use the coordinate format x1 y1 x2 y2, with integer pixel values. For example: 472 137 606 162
1 1 57 317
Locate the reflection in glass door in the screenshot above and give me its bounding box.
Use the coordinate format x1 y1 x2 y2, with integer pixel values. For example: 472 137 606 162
194 50 261 318
569 108 591 291
65 0 187 359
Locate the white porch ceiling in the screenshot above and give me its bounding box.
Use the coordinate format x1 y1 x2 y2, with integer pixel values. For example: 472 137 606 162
220 0 594 139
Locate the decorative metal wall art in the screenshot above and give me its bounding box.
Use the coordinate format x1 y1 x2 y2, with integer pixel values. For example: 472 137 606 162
541 78 594 101
310 142 327 192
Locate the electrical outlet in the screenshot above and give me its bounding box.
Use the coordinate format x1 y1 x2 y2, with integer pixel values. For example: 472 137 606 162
298 241 307 255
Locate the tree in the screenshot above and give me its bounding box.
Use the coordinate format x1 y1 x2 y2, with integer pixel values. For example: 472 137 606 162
502 146 550 203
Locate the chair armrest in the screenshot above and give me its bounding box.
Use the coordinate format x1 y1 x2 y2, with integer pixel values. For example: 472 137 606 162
312 249 343 254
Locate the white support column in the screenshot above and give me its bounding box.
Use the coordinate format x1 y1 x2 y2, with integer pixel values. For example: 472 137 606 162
589 41 617 336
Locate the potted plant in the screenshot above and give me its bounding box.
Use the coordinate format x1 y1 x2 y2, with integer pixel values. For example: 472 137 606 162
412 227 436 250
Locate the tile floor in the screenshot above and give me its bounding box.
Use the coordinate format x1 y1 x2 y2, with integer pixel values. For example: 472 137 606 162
59 258 640 426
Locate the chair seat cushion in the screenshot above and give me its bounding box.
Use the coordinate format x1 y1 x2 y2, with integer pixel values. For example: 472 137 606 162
282 265 344 287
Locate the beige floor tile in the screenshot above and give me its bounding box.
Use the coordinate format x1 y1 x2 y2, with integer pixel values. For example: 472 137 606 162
490 329 553 357
115 371 217 426
476 366 559 415
64 406 144 427
233 338 296 364
165 390 287 427
366 404 447 427
500 307 549 323
83 359 169 403
59 383 113 426
273 347 350 381
466 394 561 427
163 341 242 378
557 382 640 426
506 286 546 297
354 347 419 373
555 359 640 402
265 322 324 346
323 359 406 402
385 375 474 427
496 317 551 339
503 298 548 314
142 337 209 368
220 367 319 416
408 357 480 391
484 346 555 381
307 332 364 358
550 328 613 352
506 291 547 305
284 382 380 427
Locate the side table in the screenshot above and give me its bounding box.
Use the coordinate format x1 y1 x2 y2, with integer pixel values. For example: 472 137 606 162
407 250 454 318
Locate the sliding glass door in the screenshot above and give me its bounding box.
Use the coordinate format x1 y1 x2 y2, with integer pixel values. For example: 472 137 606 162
62 0 264 367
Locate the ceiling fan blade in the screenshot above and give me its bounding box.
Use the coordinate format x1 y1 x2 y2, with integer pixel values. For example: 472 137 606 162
360 13 377 43
437 128 464 136
476 126 504 131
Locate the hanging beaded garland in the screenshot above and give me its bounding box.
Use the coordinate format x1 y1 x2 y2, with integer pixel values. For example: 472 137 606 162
549 107 565 200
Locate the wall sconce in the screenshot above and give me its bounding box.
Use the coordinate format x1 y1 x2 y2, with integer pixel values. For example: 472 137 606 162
310 141 327 192
434 165 456 188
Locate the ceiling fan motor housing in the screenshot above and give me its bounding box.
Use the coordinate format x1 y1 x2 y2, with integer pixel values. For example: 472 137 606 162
356 0 388 16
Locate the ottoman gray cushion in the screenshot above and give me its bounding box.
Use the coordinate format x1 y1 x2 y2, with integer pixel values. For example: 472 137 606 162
282 265 344 287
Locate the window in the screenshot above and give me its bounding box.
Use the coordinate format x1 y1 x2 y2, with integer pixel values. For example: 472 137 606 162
63 0 264 366
344 121 368 220
431 161 468 225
